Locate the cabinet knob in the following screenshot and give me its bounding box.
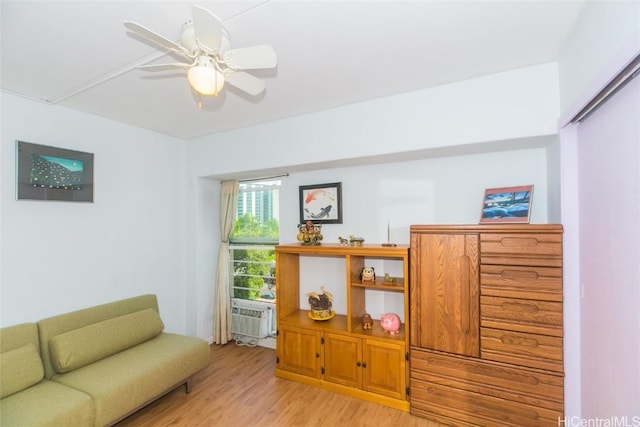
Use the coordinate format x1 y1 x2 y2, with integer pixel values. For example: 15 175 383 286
362 362 367 368
357 361 361 367
316 353 320 358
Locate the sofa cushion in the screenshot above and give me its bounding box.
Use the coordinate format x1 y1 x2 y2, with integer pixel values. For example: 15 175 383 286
0 380 94 427
0 323 40 353
49 308 164 373
38 294 159 379
0 343 45 398
52 332 210 427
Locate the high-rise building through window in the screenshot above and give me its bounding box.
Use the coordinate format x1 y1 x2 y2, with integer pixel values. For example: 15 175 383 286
236 181 279 226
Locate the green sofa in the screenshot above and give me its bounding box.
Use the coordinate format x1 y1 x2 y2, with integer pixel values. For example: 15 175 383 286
0 294 210 427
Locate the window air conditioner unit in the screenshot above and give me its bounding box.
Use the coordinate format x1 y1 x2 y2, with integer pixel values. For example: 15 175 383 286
230 298 274 339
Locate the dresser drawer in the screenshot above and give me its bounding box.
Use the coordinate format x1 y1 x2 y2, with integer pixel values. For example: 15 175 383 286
481 296 563 337
481 328 563 372
411 380 563 427
411 347 564 404
481 264 563 301
411 347 564 426
481 233 562 267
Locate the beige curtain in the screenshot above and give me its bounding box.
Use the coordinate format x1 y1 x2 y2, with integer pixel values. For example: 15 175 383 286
213 180 239 345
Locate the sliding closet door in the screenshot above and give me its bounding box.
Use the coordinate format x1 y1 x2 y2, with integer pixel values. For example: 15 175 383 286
576 75 639 416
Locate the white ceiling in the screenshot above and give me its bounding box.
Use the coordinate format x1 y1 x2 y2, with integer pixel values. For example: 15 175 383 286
1 1 584 140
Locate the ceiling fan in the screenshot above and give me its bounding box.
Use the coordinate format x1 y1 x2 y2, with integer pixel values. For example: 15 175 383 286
124 5 277 97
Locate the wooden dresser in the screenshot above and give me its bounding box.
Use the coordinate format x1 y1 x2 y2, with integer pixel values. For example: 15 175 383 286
409 224 564 426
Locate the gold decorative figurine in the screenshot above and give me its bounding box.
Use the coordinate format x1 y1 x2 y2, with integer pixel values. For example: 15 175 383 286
297 220 323 246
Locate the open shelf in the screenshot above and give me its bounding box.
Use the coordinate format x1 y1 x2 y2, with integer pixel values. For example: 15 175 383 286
280 309 348 332
350 322 407 341
351 277 405 291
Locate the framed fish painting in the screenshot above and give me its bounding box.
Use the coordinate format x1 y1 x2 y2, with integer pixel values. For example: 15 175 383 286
299 182 342 224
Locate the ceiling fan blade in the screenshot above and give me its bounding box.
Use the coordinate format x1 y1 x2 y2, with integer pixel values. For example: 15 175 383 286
191 5 225 53
124 22 189 56
138 62 192 72
223 70 266 96
223 45 277 70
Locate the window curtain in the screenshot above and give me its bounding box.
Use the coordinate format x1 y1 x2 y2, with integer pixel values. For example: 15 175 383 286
213 180 239 345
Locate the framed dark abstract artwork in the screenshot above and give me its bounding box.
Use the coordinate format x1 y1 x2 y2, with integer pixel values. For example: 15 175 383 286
16 141 94 202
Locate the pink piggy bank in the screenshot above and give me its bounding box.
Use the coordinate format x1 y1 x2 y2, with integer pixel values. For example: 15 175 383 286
380 313 401 335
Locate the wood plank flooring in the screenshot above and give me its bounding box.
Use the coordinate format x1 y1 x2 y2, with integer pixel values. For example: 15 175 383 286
116 342 443 427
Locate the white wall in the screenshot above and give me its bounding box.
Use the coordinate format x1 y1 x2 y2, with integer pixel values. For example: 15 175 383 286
186 63 560 343
187 63 560 178
558 0 640 123
0 93 188 333
279 149 550 246
189 177 219 339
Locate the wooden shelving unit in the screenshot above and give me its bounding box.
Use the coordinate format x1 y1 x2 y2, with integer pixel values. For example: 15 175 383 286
275 243 410 411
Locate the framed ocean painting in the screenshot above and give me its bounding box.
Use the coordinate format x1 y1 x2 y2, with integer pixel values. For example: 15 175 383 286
480 185 533 223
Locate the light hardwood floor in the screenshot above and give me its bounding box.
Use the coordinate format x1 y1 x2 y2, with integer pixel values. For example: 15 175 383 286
116 342 443 427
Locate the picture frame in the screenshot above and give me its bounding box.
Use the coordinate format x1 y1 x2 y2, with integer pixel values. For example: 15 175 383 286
299 182 342 224
16 140 94 202
480 185 533 224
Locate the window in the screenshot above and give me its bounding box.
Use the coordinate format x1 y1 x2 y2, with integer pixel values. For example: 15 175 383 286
230 180 280 302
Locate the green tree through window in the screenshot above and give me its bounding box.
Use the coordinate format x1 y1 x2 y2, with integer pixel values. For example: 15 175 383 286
232 247 275 300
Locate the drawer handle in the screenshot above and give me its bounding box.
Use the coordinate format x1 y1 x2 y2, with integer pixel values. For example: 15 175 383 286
500 237 540 247
500 335 539 348
461 255 470 334
501 301 539 313
500 269 539 279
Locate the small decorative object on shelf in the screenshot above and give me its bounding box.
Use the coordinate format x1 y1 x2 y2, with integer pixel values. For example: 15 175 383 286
297 220 323 246
380 313 401 335
360 267 376 282
361 312 373 330
382 221 397 247
307 286 334 320
338 236 349 246
383 273 396 285
349 235 365 246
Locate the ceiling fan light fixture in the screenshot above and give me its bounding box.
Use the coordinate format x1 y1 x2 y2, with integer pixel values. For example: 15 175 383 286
187 56 224 96
125 5 277 99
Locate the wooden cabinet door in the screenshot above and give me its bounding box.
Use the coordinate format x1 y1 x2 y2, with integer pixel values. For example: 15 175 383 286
363 339 406 399
278 326 323 378
411 232 480 357
324 333 361 388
